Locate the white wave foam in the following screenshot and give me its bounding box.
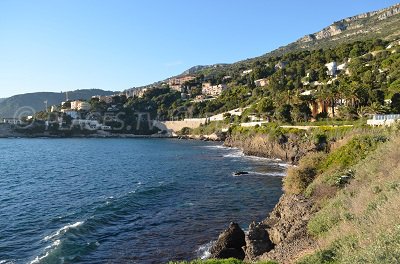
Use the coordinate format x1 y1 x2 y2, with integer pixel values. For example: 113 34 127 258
200 145 228 149
277 162 290 168
29 251 50 264
44 221 84 241
222 149 288 165
223 149 245 158
0 260 16 264
196 240 215 260
34 221 84 264
44 239 61 250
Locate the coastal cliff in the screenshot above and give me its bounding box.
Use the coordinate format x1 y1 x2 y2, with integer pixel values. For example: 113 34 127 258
224 131 326 164
221 131 321 263
209 127 397 263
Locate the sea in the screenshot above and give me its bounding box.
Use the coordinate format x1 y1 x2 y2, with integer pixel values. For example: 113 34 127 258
0 138 286 264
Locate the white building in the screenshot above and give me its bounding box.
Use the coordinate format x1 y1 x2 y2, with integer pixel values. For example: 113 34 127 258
50 105 59 112
241 69 253 76
337 62 347 71
61 110 79 119
367 114 400 126
325 61 337 76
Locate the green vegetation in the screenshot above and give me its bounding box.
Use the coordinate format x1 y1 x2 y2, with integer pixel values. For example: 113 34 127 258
284 152 326 195
283 129 388 195
102 37 400 125
180 38 400 123
295 129 400 263
191 121 228 135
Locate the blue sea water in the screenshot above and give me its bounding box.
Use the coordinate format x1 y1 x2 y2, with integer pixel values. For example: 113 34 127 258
0 138 285 264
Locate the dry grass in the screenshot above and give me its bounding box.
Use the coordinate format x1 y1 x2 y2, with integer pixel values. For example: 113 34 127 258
283 152 326 195
300 134 400 263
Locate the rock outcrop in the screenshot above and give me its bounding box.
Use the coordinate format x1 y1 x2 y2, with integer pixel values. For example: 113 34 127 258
244 222 274 261
259 194 317 264
297 3 400 43
212 195 317 263
210 222 246 260
224 132 325 164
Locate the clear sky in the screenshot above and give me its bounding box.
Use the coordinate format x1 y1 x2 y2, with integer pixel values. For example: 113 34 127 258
0 0 399 98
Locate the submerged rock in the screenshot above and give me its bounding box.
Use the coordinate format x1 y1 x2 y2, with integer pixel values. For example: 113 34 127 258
244 222 274 261
210 222 246 260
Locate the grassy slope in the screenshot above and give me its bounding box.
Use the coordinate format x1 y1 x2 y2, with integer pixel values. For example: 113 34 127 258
297 129 400 263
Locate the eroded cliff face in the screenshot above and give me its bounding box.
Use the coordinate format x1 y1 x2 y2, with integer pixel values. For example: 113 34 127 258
297 3 400 43
220 133 321 262
224 132 324 164
213 195 318 263
259 194 317 263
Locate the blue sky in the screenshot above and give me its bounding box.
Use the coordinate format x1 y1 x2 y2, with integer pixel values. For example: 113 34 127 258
0 0 399 98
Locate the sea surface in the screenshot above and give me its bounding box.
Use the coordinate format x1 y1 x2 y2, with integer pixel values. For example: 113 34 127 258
0 138 285 264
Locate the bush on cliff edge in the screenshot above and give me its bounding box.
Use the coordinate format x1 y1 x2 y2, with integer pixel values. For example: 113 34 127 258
283 152 326 195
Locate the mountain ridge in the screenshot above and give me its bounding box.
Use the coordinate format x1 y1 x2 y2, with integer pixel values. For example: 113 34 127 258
174 3 400 77
0 89 115 118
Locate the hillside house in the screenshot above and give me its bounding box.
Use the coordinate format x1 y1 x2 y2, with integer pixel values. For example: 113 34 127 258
201 83 227 96
70 101 91 111
325 61 337 76
367 114 400 126
168 75 196 92
241 69 253 76
92 95 113 104
254 78 269 87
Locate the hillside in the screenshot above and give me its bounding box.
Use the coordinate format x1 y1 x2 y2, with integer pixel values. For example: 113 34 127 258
0 89 115 118
182 3 400 77
265 3 400 58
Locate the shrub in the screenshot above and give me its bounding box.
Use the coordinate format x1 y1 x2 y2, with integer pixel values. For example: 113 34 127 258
179 127 192 135
320 135 387 171
284 152 326 194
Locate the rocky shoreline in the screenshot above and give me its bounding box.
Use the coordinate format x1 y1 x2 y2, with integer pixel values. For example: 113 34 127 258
224 132 325 165
208 133 321 263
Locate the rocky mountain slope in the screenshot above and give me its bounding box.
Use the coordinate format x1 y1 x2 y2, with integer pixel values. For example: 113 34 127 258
264 3 400 58
183 3 400 77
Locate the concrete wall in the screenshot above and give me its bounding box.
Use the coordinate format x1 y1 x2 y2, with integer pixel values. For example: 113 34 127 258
153 118 207 134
